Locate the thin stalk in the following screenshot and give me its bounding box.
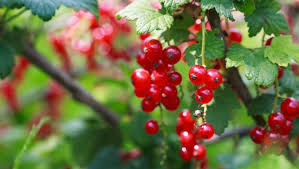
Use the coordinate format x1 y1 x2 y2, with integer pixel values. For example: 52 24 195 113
200 10 206 67
159 104 168 167
5 8 27 23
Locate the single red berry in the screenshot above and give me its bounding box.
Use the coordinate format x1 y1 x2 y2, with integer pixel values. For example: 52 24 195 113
180 131 195 148
143 39 163 62
162 96 180 111
268 112 286 133
152 59 168 73
194 18 202 31
162 85 178 98
249 127 266 144
188 65 207 85
263 131 280 146
228 28 242 45
151 71 168 87
178 109 193 124
146 84 162 103
137 51 152 70
205 69 223 89
139 33 151 41
193 144 206 160
265 37 273 46
131 69 151 88
277 67 284 79
180 147 193 161
281 120 293 135
168 71 182 86
163 46 181 65
134 87 148 98
195 86 213 104
145 119 159 135
196 123 215 140
141 98 156 113
280 97 299 120
176 119 195 135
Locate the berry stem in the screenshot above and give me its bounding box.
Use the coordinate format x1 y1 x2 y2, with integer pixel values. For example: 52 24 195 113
200 10 206 67
202 104 207 123
272 78 279 113
159 104 168 167
225 18 230 32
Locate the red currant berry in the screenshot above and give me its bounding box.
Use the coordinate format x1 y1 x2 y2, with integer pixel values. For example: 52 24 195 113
249 127 266 144
195 86 213 104
162 96 180 111
228 28 242 44
168 71 182 86
143 39 163 62
194 18 202 31
178 109 193 124
146 84 162 103
277 67 284 79
152 59 168 72
145 119 159 135
137 51 152 70
180 131 195 148
151 71 168 87
264 131 280 146
196 123 215 140
176 119 195 135
281 120 293 135
163 46 181 65
281 97 299 120
193 144 206 160
141 98 157 113
162 85 178 98
205 69 223 89
265 37 273 46
139 33 151 41
134 87 148 98
188 65 207 85
268 112 286 133
180 147 193 161
131 69 151 88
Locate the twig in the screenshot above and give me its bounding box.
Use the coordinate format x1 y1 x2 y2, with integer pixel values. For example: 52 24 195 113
22 42 120 127
205 127 251 144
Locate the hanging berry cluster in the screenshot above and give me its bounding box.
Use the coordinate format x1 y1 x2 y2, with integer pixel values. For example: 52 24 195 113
250 97 299 154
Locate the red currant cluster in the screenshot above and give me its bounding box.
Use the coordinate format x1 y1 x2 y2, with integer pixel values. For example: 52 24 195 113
188 65 223 104
250 97 299 154
132 38 183 113
174 110 211 168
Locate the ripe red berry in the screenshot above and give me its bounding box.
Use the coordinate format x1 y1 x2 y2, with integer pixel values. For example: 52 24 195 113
162 96 180 111
205 69 223 89
228 28 242 45
265 37 273 46
151 71 168 87
180 131 195 148
196 123 215 140
152 59 168 73
176 119 195 135
145 119 159 135
178 109 193 124
268 112 286 133
137 51 152 70
250 127 266 144
143 39 163 62
277 67 284 79
141 98 156 113
146 84 162 103
168 71 182 86
134 87 148 98
139 33 151 41
263 131 280 146
195 86 213 104
131 69 151 88
281 120 293 135
162 85 178 98
188 65 207 85
280 97 299 120
180 147 193 161
194 18 202 31
193 144 206 160
163 46 181 65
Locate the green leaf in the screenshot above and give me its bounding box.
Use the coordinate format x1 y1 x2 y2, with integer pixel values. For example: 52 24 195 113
244 0 289 37
3 0 99 21
226 46 278 87
183 44 200 67
290 118 299 137
201 0 235 21
279 69 297 96
0 0 22 8
234 0 255 14
88 147 122 169
117 0 173 34
207 84 241 135
248 94 282 116
161 13 194 44
160 0 189 13
0 41 15 79
264 35 299 67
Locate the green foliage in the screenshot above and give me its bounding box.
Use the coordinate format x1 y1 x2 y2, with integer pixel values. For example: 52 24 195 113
0 0 99 21
201 0 235 21
160 0 189 13
234 0 255 14
279 69 298 96
206 84 241 135
88 147 121 169
226 44 278 87
248 94 282 116
244 0 289 37
264 35 299 67
0 40 15 79
290 118 299 137
116 0 173 34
